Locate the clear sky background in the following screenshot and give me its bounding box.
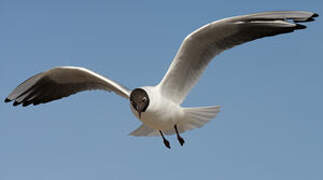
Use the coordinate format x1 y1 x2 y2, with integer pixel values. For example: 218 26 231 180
0 0 322 180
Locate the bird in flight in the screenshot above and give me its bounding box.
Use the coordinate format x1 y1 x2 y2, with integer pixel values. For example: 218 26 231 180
5 11 318 149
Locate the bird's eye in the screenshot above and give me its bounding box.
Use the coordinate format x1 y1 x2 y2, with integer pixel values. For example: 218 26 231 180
142 97 147 102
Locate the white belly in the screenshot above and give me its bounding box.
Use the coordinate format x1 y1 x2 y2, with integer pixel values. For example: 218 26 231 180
130 100 184 131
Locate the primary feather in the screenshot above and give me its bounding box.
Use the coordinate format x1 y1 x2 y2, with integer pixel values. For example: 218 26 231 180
158 11 318 104
5 66 130 106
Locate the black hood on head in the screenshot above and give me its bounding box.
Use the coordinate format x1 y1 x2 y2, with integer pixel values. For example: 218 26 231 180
130 88 150 117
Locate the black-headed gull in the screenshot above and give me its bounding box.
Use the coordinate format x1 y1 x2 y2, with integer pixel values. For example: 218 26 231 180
5 11 318 148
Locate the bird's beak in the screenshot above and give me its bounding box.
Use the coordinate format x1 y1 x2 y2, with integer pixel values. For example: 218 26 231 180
136 105 142 119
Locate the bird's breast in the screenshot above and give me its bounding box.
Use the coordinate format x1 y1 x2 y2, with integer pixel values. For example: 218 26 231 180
129 94 183 131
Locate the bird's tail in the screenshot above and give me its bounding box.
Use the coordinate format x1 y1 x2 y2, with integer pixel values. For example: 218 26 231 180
129 105 221 137
178 105 221 133
129 124 159 136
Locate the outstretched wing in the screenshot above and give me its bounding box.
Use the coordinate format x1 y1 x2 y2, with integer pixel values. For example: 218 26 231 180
5 66 131 106
158 11 318 104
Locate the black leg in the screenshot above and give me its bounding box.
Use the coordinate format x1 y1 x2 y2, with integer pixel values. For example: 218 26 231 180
174 124 185 146
159 130 170 149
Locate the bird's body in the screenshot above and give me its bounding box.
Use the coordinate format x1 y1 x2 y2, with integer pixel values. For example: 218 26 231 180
130 86 182 131
5 11 318 148
129 86 220 137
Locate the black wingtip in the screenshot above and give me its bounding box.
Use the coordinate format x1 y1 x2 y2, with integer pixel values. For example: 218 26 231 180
295 13 319 23
4 98 11 103
13 101 21 106
305 17 315 22
305 13 319 22
312 13 319 18
295 24 307 30
22 101 32 107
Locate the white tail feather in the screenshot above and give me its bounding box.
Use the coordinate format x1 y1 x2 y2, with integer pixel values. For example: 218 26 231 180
179 105 221 133
129 105 220 137
129 124 159 136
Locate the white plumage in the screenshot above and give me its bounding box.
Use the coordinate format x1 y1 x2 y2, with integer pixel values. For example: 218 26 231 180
5 11 318 148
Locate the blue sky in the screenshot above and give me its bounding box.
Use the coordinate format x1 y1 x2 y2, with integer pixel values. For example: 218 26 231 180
1 0 322 180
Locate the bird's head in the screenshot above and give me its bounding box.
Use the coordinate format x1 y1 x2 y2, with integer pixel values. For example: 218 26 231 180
130 88 150 119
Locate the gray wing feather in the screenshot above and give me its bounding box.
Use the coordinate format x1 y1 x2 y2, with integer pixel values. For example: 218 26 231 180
5 66 131 106
158 11 318 104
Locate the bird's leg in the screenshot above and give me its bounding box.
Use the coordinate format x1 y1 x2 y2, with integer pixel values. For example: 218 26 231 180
174 124 185 146
159 130 170 149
